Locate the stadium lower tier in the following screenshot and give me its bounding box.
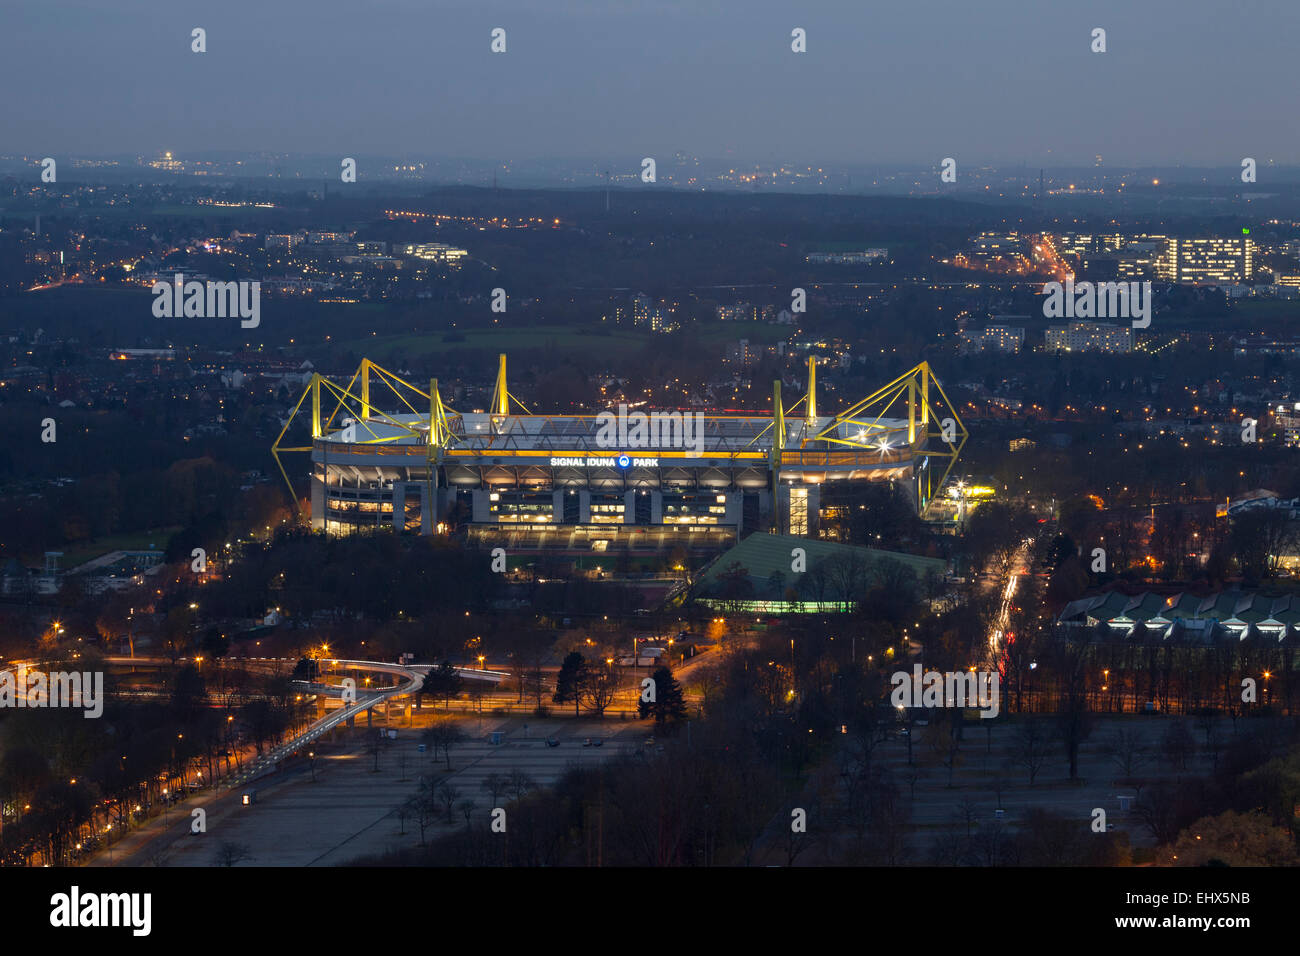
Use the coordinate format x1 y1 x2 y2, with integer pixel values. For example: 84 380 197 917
311 453 914 536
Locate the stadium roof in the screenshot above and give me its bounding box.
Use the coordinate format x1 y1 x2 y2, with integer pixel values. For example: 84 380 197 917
318 410 910 454
1058 589 1300 641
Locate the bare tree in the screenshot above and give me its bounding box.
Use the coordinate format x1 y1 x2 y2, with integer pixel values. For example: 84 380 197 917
905 766 922 803
436 781 460 823
527 657 547 712
212 840 254 867
1132 784 1182 845
405 789 438 845
1194 710 1219 748
1010 718 1050 786
1107 726 1147 779
824 552 868 612
1053 643 1093 780
366 731 386 773
954 798 981 839
507 768 536 801
457 798 475 827
509 653 527 704
481 772 507 807
921 711 963 787
1160 719 1196 770
425 720 466 771
582 661 621 717
781 802 813 867
1196 710 1225 771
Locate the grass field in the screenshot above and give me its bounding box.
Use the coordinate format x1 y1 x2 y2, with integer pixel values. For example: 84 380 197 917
59 528 179 569
337 326 644 361
336 321 790 363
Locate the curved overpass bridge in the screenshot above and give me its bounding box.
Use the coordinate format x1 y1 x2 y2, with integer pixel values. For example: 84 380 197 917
222 659 508 789
224 658 420 789
103 655 509 789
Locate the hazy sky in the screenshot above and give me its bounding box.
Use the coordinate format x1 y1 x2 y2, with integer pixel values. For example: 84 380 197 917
4 0 1297 166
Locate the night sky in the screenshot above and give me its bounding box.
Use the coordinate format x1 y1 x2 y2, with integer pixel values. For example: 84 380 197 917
4 0 1296 165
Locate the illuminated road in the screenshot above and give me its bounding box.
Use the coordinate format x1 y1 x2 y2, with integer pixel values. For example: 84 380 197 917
987 538 1033 668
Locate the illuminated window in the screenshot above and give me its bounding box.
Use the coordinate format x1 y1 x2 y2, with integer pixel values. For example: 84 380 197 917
789 487 808 536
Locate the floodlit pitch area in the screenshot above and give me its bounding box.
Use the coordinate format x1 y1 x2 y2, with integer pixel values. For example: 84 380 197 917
273 355 967 536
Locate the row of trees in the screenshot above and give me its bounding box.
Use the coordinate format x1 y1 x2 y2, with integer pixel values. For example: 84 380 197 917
551 651 688 724
201 528 506 622
0 660 310 866
998 550 1300 718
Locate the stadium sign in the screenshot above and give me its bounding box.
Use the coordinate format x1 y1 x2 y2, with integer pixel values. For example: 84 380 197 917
550 456 660 467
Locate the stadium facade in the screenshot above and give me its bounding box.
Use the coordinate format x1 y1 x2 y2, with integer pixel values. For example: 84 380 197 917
272 356 966 539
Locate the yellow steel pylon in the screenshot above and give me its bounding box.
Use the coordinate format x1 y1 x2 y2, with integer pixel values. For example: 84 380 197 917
807 361 967 514
271 359 460 512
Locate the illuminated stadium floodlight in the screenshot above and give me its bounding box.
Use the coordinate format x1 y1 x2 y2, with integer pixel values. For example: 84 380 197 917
804 361 968 512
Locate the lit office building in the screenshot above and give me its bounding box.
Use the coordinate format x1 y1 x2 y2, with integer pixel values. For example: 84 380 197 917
1275 403 1300 447
395 242 468 266
1158 238 1255 284
1044 321 1133 353
958 325 1025 354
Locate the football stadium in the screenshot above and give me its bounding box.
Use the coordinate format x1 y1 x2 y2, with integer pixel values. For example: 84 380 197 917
272 355 967 543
